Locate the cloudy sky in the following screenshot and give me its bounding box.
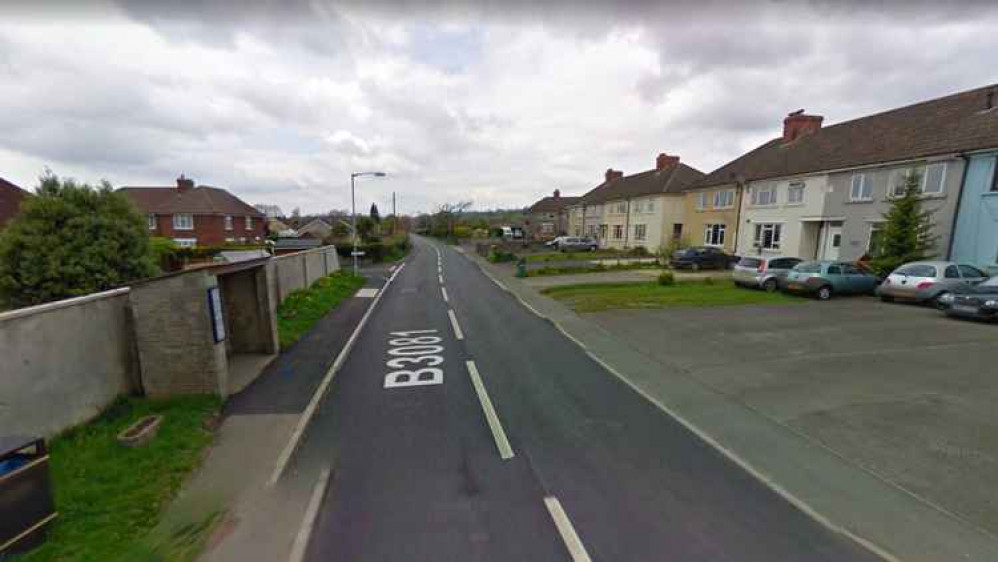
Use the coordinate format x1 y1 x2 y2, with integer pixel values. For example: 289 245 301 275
2 0 998 216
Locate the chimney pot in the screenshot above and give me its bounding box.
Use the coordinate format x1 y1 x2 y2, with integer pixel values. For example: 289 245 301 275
656 153 680 170
604 168 623 183
783 111 824 142
176 174 195 191
553 189 560 200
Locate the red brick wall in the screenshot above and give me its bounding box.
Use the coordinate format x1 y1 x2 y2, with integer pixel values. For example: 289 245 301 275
148 214 266 246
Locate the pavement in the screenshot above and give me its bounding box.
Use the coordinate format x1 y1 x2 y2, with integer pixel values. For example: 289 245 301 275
282 236 881 561
464 243 998 562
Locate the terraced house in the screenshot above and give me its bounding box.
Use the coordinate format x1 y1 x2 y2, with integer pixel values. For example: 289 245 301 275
568 154 704 253
689 84 998 270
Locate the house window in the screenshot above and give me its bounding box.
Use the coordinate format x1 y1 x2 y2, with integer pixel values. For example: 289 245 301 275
225 216 233 230
541 223 554 234
173 213 194 230
787 183 805 204
696 192 708 210
173 238 197 248
245 216 253 230
923 162 946 195
645 200 655 213
612 224 624 240
703 223 726 247
751 185 777 206
753 223 782 250
992 162 998 192
599 224 608 239
672 223 683 240
867 222 886 256
147 213 156 230
587 224 598 237
633 224 647 241
713 189 734 209
850 173 872 201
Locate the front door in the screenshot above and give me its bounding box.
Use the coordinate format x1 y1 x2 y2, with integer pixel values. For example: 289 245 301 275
822 223 843 260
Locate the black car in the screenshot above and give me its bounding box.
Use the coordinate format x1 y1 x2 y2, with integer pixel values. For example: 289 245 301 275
669 246 735 271
938 275 998 322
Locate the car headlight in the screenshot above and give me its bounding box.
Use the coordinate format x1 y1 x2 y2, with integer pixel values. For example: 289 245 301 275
939 293 956 303
985 300 997 308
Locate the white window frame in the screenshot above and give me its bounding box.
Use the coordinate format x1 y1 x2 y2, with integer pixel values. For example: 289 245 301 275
923 162 947 195
147 213 156 230
225 215 233 230
703 223 726 247
540 222 554 234
633 224 647 241
867 222 886 255
751 185 777 206
850 173 872 201
696 192 708 210
753 223 782 250
713 189 734 209
787 182 805 205
173 213 194 230
245 216 254 230
173 238 197 248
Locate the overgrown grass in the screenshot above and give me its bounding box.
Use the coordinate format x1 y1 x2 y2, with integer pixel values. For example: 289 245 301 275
276 272 365 349
19 396 221 562
541 279 800 313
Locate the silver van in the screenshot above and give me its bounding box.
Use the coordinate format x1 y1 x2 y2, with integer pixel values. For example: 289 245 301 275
733 256 803 292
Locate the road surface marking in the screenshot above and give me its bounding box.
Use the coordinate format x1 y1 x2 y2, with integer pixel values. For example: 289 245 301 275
269 262 407 486
543 496 592 562
465 361 514 460
439 274 444 285
447 309 465 340
356 288 378 298
288 467 332 562
441 286 449 302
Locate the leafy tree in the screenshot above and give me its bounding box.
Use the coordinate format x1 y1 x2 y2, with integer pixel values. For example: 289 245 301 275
869 171 937 276
0 172 157 307
369 203 381 223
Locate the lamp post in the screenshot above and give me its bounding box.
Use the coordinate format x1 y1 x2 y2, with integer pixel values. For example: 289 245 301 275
350 171 387 275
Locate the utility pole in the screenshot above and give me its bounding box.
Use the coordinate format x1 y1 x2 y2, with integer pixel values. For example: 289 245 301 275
392 191 397 235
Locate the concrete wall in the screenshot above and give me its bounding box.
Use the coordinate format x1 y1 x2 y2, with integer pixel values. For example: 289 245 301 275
273 245 341 304
304 250 325 286
0 289 138 438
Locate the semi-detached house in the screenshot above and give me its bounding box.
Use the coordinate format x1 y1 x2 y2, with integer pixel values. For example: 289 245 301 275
692 84 998 270
568 154 704 253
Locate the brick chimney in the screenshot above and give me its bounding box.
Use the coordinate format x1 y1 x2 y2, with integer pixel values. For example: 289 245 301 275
176 174 195 192
783 110 824 142
604 169 623 183
553 189 561 200
656 153 680 170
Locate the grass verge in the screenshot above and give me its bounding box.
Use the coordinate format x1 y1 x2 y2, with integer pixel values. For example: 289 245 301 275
523 250 639 262
541 279 800 312
19 396 221 562
277 271 365 349
526 262 660 277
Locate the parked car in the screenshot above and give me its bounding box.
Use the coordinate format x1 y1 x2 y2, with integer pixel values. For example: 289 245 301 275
937 276 998 322
782 260 879 300
669 246 735 271
546 236 568 248
548 236 598 252
733 256 804 292
876 261 989 308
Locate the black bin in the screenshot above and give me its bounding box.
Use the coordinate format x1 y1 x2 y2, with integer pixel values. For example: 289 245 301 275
0 436 57 555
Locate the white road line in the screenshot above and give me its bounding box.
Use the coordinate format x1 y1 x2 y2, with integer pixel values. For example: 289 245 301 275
288 467 332 562
543 496 592 562
441 286 450 303
269 262 407 486
439 274 444 285
465 361 514 460
447 309 464 340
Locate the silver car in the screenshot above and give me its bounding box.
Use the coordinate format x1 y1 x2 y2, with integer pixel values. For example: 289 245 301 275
733 256 803 292
876 260 989 307
550 236 598 252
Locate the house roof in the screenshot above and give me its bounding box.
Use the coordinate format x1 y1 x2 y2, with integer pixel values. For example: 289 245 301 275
528 195 580 214
273 238 322 250
297 218 332 232
580 163 705 205
118 184 264 217
0 177 29 228
695 83 998 189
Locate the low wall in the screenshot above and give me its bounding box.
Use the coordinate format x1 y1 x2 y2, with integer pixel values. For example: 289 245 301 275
273 245 340 303
0 289 138 438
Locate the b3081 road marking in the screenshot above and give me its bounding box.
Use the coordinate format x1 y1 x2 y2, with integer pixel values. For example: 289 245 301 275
544 496 592 562
447 309 464 340
465 361 514 460
383 330 444 388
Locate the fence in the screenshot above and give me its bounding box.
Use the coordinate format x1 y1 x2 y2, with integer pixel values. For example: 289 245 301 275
272 245 341 303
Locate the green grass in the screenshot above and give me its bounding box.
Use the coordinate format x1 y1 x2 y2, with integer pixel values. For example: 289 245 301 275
541 279 800 313
526 262 660 277
19 396 221 562
277 272 365 348
523 250 637 262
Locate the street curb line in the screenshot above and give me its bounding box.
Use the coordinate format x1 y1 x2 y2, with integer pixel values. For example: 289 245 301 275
288 467 332 562
268 261 407 486
460 248 900 562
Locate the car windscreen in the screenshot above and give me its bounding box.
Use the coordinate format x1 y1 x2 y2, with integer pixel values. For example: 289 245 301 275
895 264 937 277
737 257 762 268
794 262 822 273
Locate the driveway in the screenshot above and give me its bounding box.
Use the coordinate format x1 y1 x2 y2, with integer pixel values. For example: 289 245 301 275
589 297 998 536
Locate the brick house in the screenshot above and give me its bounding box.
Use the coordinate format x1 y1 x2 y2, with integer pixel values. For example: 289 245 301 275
525 189 580 240
119 175 265 247
0 177 29 229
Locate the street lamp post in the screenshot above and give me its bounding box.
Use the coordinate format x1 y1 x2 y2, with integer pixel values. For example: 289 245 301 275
350 171 387 275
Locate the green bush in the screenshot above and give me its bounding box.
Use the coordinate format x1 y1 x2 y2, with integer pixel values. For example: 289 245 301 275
0 173 157 307
658 271 675 286
488 248 516 263
627 246 650 257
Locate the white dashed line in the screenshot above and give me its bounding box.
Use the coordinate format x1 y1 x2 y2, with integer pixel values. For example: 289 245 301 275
447 309 464 340
544 496 592 562
288 467 332 562
441 286 450 303
439 274 444 285
465 361 514 460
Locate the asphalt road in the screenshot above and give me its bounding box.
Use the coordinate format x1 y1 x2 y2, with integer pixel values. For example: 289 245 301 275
292 235 882 562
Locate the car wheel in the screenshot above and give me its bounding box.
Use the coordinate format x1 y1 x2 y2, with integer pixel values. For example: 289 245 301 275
932 292 951 310
762 278 778 293
816 285 832 301
880 295 895 303
690 263 700 272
